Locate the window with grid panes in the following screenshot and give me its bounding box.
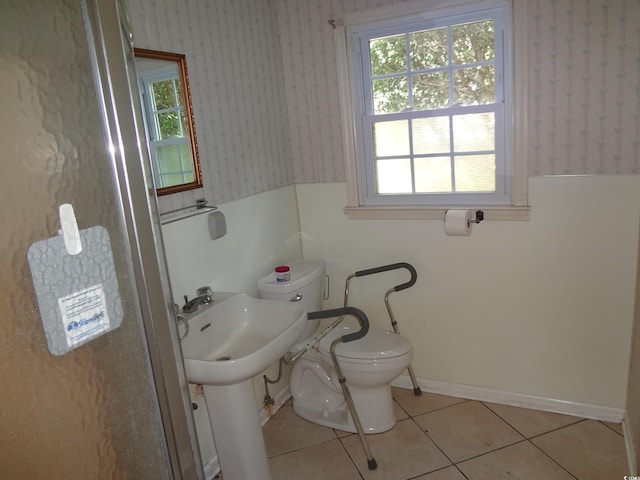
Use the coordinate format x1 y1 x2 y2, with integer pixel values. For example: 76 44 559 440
139 68 194 189
350 4 512 207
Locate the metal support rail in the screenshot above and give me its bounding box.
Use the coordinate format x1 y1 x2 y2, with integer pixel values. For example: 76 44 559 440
344 262 422 396
307 306 377 471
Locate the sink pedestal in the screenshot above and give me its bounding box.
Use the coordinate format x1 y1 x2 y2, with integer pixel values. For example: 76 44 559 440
179 293 307 480
204 381 271 480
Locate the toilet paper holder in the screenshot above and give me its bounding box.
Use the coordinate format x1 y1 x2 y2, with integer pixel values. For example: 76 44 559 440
444 209 484 237
470 210 484 224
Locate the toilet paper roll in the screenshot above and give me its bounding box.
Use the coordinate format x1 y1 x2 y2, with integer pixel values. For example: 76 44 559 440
444 209 473 236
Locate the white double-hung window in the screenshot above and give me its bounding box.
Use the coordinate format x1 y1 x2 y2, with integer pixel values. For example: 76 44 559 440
138 67 194 189
337 0 527 218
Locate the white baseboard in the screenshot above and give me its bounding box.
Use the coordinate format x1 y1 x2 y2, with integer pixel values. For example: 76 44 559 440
391 374 625 423
259 386 292 426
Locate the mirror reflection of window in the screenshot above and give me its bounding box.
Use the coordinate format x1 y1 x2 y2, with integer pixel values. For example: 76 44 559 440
139 65 194 188
134 49 202 196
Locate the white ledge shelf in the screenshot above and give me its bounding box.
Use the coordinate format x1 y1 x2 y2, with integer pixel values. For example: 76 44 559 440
343 205 530 221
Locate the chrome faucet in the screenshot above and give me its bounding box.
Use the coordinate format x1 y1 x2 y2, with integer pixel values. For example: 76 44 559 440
182 286 213 313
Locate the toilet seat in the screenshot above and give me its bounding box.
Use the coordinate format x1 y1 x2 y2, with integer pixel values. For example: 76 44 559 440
319 324 412 365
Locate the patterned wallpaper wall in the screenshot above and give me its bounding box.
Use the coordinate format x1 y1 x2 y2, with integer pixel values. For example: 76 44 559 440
275 0 409 184
128 0 640 207
127 0 292 209
277 0 640 181
528 0 640 175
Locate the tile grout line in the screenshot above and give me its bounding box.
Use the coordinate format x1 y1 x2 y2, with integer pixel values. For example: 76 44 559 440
527 436 581 480
475 400 583 479
266 391 625 480
399 396 585 479
335 433 366 480
480 400 584 441
391 393 465 477
599 419 625 437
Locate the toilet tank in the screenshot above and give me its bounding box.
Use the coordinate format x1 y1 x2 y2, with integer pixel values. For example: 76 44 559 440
257 260 325 310
257 260 325 345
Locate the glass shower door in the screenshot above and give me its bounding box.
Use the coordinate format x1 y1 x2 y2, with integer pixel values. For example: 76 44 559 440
0 0 201 478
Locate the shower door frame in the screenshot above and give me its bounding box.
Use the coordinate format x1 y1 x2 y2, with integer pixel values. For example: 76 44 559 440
84 0 203 478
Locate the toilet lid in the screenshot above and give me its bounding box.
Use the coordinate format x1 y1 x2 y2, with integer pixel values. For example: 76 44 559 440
319 324 412 361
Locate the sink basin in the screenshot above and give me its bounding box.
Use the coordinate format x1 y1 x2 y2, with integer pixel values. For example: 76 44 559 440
180 292 307 386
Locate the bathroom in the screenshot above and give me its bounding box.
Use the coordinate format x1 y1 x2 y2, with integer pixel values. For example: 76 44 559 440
2 0 640 478
134 0 640 476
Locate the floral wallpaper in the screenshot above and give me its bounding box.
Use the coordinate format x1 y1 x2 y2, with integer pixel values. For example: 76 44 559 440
529 0 640 175
127 0 293 210
276 0 640 180
274 0 413 184
127 0 640 208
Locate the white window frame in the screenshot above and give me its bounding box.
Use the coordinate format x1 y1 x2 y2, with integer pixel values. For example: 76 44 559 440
138 68 193 189
334 0 529 220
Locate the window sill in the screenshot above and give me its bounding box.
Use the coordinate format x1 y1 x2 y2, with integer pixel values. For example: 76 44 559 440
343 204 530 221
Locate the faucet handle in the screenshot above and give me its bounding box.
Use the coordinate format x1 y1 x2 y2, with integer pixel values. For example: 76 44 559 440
196 286 213 304
197 286 213 296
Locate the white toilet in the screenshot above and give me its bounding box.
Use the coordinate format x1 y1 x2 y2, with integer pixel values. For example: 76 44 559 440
257 259 413 434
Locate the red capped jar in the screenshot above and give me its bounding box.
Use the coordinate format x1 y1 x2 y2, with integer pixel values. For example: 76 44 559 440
274 265 291 282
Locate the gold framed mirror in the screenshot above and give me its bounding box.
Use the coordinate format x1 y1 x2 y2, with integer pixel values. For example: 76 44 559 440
134 48 202 195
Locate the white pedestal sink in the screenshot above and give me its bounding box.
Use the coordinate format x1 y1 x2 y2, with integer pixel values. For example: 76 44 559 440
180 292 307 480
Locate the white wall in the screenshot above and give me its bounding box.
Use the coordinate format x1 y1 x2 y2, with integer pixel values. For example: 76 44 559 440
162 176 640 413
297 176 640 410
161 185 302 300
161 175 640 476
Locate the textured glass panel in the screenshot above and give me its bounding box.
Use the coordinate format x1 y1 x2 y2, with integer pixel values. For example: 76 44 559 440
410 27 447 69
156 145 184 172
0 1 171 479
369 34 406 75
373 121 410 156
455 154 496 192
412 71 450 110
413 117 450 154
373 76 409 113
157 111 181 139
155 143 191 187
452 20 494 64
376 158 412 193
151 79 177 109
454 65 495 105
415 157 453 192
161 173 187 186
452 113 495 152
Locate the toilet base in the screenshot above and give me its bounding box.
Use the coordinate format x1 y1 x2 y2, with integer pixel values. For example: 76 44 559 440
291 362 396 434
293 401 355 433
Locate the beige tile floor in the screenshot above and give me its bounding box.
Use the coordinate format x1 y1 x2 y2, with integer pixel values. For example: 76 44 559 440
258 387 628 480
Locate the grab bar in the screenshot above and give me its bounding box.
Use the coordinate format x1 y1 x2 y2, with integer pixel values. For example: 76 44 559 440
344 262 422 396
354 262 417 291
285 312 347 364
308 306 369 343
306 306 377 470
345 262 417 307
